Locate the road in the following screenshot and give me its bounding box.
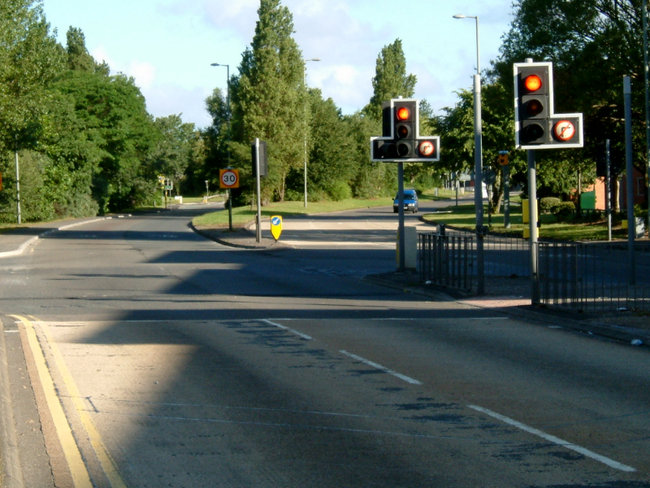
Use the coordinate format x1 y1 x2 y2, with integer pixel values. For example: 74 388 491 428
1 204 648 487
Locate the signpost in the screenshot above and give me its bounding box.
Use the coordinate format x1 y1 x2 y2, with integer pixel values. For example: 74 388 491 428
219 168 239 231
251 139 268 243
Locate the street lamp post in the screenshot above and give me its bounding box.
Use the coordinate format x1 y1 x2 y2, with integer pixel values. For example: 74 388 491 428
210 62 231 163
211 62 233 230
303 58 320 208
454 14 484 294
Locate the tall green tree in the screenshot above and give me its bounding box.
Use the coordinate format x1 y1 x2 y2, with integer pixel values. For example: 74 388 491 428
151 115 196 195
305 89 356 200
365 39 417 120
202 87 230 189
53 70 157 212
494 0 648 201
231 0 305 202
65 26 97 73
0 0 66 221
0 0 64 152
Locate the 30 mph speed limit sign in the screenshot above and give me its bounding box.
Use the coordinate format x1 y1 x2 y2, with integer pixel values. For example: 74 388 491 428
219 169 239 189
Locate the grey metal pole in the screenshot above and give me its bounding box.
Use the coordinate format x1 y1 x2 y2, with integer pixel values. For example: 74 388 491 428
503 163 511 228
303 58 320 208
303 66 308 208
624 76 636 285
14 148 21 225
606 139 612 241
528 149 539 304
255 138 262 243
641 0 650 237
474 73 485 295
397 162 405 271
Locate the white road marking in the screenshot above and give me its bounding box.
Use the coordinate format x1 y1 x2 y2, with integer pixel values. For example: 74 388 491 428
468 404 636 473
339 350 422 385
261 319 313 340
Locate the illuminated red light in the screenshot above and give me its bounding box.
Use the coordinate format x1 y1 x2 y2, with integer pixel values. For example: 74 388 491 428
524 74 542 92
396 107 410 121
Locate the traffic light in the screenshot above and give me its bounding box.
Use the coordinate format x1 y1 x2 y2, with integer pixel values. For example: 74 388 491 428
251 139 268 177
516 65 549 145
514 61 583 149
394 101 416 157
370 98 440 162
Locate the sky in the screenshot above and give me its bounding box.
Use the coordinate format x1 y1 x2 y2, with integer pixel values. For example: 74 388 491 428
42 0 516 129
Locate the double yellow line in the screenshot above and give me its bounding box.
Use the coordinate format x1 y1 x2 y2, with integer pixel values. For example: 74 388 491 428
12 315 127 488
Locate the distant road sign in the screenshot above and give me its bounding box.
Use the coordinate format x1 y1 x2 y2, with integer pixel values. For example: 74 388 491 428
219 169 239 189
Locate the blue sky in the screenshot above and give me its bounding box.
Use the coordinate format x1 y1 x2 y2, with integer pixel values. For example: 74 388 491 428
42 0 516 128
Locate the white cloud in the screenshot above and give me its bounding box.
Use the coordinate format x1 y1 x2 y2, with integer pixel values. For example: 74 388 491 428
91 45 113 66
128 61 156 90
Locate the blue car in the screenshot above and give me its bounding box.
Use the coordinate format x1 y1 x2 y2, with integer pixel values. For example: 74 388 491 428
393 189 419 213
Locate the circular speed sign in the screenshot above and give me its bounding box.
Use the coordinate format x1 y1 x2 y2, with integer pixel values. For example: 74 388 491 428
219 169 240 189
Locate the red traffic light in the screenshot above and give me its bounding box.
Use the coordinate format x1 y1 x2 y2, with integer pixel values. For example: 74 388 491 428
396 106 410 121
523 74 543 92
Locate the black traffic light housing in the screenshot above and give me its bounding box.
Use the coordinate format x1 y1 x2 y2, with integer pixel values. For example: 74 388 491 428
371 98 440 162
514 61 583 149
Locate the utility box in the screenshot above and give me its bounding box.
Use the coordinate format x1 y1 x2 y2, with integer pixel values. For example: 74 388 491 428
397 226 418 270
580 191 596 211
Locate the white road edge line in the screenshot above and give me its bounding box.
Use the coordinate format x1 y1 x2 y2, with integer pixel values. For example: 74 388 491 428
468 404 636 473
339 350 422 385
261 319 312 340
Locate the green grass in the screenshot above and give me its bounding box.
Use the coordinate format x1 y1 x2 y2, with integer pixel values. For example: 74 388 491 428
422 202 630 241
193 197 393 229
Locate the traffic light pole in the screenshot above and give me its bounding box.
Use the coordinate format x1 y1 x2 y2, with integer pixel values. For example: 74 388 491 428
397 162 405 271
527 149 540 304
254 138 262 243
624 76 636 285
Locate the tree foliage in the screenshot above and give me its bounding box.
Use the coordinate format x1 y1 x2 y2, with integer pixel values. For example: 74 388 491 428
0 0 175 222
231 0 305 203
3 0 647 223
492 0 648 200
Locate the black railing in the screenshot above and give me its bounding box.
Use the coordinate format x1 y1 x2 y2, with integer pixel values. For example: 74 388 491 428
538 241 650 312
418 229 650 312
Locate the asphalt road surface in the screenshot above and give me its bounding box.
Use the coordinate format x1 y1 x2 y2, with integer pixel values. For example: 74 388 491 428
1 204 648 487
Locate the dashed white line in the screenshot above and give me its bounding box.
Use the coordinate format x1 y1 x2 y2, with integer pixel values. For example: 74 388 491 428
339 350 422 385
261 319 312 340
468 404 636 473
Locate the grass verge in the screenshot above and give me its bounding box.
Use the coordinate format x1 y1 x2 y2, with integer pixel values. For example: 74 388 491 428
422 202 632 241
192 197 393 229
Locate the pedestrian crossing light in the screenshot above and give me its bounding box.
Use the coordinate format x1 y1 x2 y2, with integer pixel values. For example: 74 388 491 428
514 61 583 149
370 98 440 162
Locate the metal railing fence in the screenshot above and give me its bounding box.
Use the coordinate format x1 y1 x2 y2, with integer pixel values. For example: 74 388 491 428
537 241 650 312
418 228 650 312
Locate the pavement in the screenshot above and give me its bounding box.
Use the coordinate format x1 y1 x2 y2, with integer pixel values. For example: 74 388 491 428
2 212 649 348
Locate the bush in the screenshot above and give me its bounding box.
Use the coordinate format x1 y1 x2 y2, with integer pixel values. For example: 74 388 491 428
540 197 561 214
327 181 352 201
552 201 575 221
